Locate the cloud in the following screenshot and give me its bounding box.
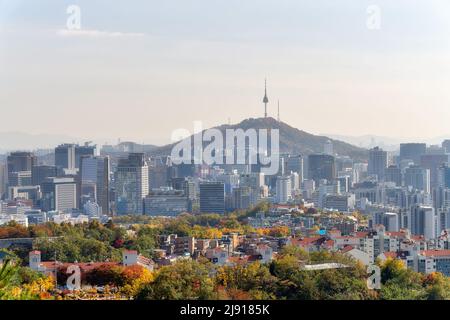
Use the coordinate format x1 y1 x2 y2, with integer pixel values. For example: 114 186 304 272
57 29 145 38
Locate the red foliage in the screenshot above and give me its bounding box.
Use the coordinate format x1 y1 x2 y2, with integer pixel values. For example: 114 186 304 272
113 238 124 249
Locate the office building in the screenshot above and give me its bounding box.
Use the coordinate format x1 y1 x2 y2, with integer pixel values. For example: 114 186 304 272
0 163 6 198
7 152 36 174
148 157 170 189
8 171 32 187
308 154 336 184
438 164 450 189
368 147 388 181
32 165 57 186
275 176 292 204
114 153 149 215
41 177 77 213
171 177 196 200
232 186 252 210
7 152 36 187
404 166 430 193
399 143 426 165
409 205 436 240
324 140 333 155
199 182 225 214
80 155 110 215
285 155 304 183
323 194 355 212
442 140 450 154
420 154 449 189
336 176 350 193
216 173 240 195
55 144 76 173
384 165 402 186
75 143 96 169
144 188 189 216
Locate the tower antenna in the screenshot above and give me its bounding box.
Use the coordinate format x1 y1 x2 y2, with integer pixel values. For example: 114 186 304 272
263 79 269 118
277 100 280 122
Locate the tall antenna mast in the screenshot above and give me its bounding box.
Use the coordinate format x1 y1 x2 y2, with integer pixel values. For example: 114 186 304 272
277 100 280 122
263 79 269 118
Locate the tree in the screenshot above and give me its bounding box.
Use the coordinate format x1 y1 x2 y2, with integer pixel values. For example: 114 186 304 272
0 260 41 300
216 262 276 300
119 265 153 298
136 260 215 300
423 272 450 300
380 258 406 283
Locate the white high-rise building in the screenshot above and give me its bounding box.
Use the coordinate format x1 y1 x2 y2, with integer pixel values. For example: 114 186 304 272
41 177 77 213
290 172 300 192
383 212 399 232
276 176 291 204
409 205 436 240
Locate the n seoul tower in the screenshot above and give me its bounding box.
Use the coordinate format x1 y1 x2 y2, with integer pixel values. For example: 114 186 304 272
263 79 269 118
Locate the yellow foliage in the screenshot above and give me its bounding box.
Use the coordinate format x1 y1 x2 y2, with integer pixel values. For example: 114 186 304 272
120 267 154 298
24 276 55 295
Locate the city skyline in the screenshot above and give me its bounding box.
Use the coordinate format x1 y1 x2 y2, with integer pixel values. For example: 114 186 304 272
1 0 450 145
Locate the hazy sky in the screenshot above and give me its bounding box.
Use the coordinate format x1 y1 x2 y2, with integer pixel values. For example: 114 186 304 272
1 0 450 145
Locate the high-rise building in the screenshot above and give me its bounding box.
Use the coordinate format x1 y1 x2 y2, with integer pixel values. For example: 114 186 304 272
199 182 225 214
404 166 430 193
0 163 6 199
442 140 450 153
420 154 449 190
400 143 426 165
8 171 32 187
31 165 57 186
438 164 450 189
41 177 77 213
307 154 335 184
7 152 36 187
55 144 76 173
148 157 170 189
276 176 292 204
384 165 402 186
240 172 266 205
114 153 149 215
232 186 252 210
336 176 350 193
285 155 304 183
7 152 36 174
75 143 96 169
80 156 110 215
216 173 240 195
383 212 400 232
409 205 436 240
368 147 388 181
290 172 300 192
433 187 450 211
324 140 333 155
171 177 196 200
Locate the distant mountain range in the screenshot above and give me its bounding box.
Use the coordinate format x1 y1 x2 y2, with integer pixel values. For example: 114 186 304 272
149 117 369 161
323 134 450 152
0 132 81 153
2 119 448 157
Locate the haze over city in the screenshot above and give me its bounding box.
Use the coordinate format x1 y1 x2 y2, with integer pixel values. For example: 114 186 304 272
1 0 450 146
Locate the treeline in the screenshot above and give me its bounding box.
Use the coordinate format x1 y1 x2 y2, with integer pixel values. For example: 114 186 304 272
0 220 159 263
135 246 450 300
